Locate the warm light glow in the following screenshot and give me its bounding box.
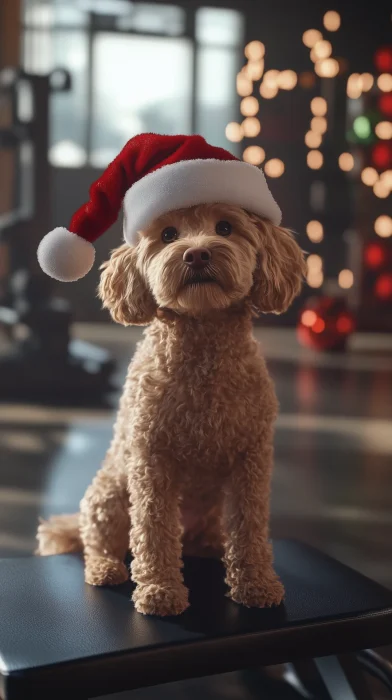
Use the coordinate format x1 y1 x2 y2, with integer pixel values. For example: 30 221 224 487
374 215 392 238
375 121 392 140
313 317 326 332
263 70 280 88
377 74 392 92
246 59 264 81
277 70 297 90
338 153 354 171
244 41 265 61
306 220 324 242
347 73 363 99
311 116 327 134
264 158 285 178
315 58 339 78
323 10 341 31
242 117 261 137
225 122 243 143
236 72 253 97
380 170 392 188
305 130 322 148
240 96 259 116
307 254 323 271
336 316 354 334
243 146 265 165
307 271 324 289
307 150 324 169
373 180 390 198
301 310 317 327
312 40 332 60
310 97 327 116
338 269 354 289
361 73 374 92
302 29 323 48
361 167 378 186
259 82 278 99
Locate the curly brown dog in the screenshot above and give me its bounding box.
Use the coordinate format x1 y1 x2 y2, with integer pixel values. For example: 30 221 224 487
37 203 305 616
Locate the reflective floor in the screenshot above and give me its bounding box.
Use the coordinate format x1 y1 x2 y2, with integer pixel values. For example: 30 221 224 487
0 325 391 698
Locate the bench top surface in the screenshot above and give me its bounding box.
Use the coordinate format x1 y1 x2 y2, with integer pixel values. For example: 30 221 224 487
1 539 392 698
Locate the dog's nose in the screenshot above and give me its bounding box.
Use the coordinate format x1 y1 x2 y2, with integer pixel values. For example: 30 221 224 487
183 247 211 270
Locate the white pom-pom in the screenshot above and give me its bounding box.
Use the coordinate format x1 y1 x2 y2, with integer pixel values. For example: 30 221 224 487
37 227 95 282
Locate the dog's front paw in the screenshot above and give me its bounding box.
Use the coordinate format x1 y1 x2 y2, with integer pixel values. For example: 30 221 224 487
229 573 284 609
85 556 129 586
132 582 189 616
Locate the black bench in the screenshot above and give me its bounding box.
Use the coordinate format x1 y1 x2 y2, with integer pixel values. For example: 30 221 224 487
1 540 391 699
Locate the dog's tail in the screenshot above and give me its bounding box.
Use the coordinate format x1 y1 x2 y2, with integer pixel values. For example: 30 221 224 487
36 513 82 556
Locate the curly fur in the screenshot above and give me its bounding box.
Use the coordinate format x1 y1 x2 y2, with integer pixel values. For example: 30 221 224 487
37 203 305 616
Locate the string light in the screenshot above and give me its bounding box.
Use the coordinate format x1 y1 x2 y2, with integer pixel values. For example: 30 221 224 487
305 130 322 148
323 10 341 31
259 82 278 99
374 215 392 238
338 269 354 289
242 117 261 137
236 73 253 97
361 167 378 186
361 73 374 92
225 122 243 142
246 60 264 81
310 116 327 134
373 180 390 198
377 74 392 92
306 220 324 242
264 158 285 177
263 70 280 88
301 310 318 327
302 29 323 48
312 40 332 60
244 41 265 60
243 146 265 165
277 70 297 90
338 153 354 171
240 96 259 116
375 121 392 140
307 150 324 169
310 97 327 116
315 58 339 78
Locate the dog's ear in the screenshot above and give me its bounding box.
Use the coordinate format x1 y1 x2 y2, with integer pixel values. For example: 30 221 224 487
249 216 306 314
98 244 156 326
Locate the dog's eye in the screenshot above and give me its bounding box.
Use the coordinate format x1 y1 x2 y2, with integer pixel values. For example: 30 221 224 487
215 220 232 236
161 227 178 243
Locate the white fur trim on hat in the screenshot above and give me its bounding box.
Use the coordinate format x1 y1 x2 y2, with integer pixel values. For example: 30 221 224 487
123 158 282 244
37 227 95 282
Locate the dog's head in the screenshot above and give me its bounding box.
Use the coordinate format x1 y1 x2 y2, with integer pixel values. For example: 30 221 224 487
99 203 306 325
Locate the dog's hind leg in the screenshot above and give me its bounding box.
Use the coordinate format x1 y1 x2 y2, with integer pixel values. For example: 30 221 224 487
80 456 130 586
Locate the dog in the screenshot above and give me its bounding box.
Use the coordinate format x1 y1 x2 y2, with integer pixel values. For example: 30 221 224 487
37 202 305 616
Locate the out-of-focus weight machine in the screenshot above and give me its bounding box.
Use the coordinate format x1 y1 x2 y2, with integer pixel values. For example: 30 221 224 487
0 67 115 404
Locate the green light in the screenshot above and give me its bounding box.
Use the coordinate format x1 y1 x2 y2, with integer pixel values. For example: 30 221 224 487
353 116 371 140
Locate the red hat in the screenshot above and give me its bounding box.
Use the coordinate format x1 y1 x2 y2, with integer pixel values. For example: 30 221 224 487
37 133 282 282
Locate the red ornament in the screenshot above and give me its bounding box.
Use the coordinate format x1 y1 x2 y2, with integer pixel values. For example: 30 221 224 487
364 242 386 269
372 142 392 169
379 93 392 119
375 273 392 300
297 296 356 352
374 46 392 73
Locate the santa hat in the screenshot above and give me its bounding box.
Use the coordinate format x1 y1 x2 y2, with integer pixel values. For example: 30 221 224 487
37 133 282 282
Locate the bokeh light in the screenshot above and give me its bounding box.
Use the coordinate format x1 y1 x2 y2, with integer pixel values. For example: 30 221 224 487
361 167 378 186
264 158 285 177
312 40 332 60
306 220 324 242
299 71 316 89
225 122 243 142
301 310 318 327
374 47 392 73
244 41 265 61
315 58 339 78
375 121 392 140
373 180 390 198
310 97 327 116
361 73 374 92
302 29 323 48
240 96 259 116
243 146 266 165
347 73 363 99
278 70 297 90
375 274 392 300
305 130 322 148
323 10 341 31
353 115 371 139
374 215 392 238
242 117 261 138
259 82 278 99
311 116 327 134
381 170 392 188
246 60 264 81
307 150 324 169
377 74 392 92
263 70 280 88
236 72 253 97
338 153 354 171
338 269 354 289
